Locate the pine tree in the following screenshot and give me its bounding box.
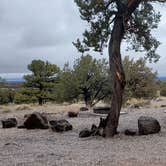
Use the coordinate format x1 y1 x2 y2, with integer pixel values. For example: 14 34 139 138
23 60 60 105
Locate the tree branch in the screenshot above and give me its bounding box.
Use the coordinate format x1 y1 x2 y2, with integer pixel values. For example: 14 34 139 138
127 0 142 16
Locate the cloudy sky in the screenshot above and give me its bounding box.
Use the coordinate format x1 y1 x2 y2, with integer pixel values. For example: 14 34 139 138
0 0 166 77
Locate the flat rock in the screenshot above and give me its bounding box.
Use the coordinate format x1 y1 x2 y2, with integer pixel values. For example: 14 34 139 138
93 107 110 114
80 107 89 111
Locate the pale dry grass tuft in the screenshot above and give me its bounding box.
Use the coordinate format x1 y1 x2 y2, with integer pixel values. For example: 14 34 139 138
2 107 12 113
15 104 32 111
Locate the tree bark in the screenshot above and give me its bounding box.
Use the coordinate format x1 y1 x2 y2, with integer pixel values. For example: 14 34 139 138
103 16 126 137
39 97 43 105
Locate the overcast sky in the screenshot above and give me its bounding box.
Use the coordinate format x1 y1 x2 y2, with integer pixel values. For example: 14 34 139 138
0 0 166 76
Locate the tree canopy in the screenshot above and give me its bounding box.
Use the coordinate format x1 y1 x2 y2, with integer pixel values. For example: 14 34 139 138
73 55 111 107
56 55 111 107
23 60 60 105
74 0 165 61
123 56 158 100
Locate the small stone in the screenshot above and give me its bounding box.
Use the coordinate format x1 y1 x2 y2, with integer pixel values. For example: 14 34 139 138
125 129 137 136
49 119 72 132
68 112 78 118
79 129 91 138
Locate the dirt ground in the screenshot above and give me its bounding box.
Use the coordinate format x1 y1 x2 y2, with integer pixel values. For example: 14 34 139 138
0 98 166 166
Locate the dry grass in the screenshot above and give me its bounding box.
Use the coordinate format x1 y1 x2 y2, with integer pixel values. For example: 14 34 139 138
2 106 12 113
15 104 32 111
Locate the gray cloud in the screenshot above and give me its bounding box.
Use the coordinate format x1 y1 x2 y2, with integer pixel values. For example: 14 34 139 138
0 0 165 76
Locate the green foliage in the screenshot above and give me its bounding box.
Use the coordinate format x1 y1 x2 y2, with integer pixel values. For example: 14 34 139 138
0 89 15 104
74 0 163 62
73 55 111 106
53 63 80 103
159 81 166 96
14 88 38 104
57 55 111 107
123 56 158 100
23 60 60 105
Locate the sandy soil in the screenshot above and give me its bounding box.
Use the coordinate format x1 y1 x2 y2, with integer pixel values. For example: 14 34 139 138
0 99 166 166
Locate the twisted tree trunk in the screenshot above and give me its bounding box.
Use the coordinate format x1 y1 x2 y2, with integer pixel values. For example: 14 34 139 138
104 16 126 137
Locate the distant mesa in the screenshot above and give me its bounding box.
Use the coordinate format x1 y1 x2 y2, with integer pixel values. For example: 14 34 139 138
4 78 25 83
157 76 166 81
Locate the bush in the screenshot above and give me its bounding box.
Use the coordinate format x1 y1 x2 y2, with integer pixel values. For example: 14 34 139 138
14 88 38 104
0 89 15 105
123 56 158 101
159 81 166 96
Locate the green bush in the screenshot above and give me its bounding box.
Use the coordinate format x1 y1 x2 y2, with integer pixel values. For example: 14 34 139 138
159 81 166 96
0 89 14 104
14 88 38 104
123 56 158 101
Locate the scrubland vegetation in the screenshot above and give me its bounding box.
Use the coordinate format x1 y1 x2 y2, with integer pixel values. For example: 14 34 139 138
0 55 164 107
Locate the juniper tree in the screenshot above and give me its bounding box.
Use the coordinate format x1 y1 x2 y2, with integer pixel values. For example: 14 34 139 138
74 0 166 137
123 56 157 100
73 55 111 107
56 55 111 106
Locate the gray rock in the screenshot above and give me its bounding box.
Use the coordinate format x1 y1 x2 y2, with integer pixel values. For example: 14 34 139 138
49 119 72 132
68 111 78 118
79 129 91 138
1 118 17 128
23 112 49 129
125 129 137 136
138 116 161 135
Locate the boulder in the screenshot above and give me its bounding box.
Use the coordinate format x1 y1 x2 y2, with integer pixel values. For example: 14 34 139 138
93 107 110 114
79 128 91 138
138 116 161 135
1 118 17 128
80 107 89 112
68 111 78 118
49 119 72 132
23 112 48 129
125 129 137 136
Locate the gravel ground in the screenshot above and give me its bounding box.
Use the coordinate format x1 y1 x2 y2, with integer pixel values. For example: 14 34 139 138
0 102 166 166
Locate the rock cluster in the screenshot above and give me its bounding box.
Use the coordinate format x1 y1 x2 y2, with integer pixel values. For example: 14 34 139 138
1 112 73 133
